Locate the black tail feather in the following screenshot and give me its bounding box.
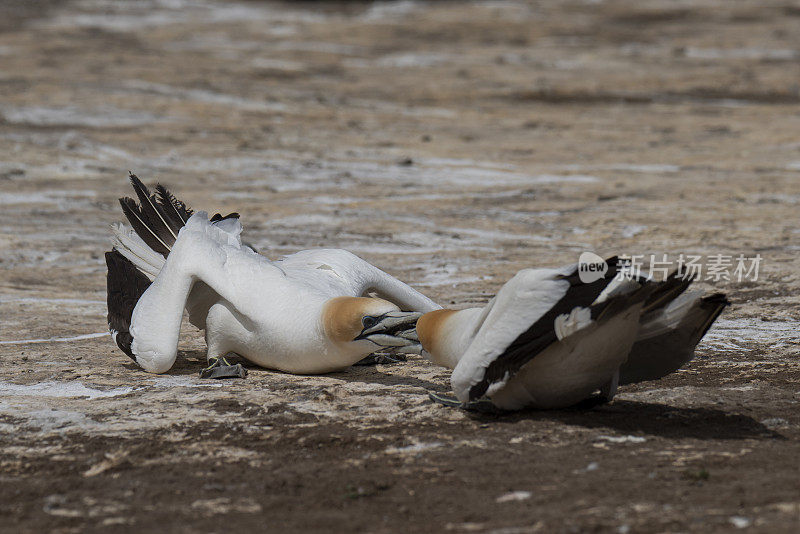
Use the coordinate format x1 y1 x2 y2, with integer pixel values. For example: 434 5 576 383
697 293 730 339
128 173 178 249
154 183 192 234
618 291 730 385
118 174 197 258
642 271 694 314
106 250 152 361
119 196 172 256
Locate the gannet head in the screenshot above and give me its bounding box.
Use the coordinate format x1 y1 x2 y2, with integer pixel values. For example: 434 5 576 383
416 309 460 368
322 297 422 354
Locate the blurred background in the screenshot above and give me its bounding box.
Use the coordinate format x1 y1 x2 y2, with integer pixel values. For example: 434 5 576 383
1 1 799 532
1 0 799 306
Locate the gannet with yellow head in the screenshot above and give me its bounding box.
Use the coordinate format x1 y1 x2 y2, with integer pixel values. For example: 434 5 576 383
417 259 728 410
106 174 439 377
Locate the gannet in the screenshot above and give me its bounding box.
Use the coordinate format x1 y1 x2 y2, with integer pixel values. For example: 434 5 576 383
416 258 728 410
106 174 440 377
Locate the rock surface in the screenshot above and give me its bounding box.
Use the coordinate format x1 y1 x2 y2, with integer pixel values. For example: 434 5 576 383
1 0 799 532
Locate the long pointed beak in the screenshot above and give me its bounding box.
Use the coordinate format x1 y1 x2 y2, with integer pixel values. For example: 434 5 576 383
356 311 423 348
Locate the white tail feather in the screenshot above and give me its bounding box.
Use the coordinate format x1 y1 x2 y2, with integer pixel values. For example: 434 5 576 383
111 223 165 279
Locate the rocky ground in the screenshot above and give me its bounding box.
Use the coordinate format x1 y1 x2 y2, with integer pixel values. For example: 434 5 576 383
1 0 799 532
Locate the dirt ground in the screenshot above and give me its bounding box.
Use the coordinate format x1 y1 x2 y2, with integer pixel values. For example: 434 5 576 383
1 0 799 532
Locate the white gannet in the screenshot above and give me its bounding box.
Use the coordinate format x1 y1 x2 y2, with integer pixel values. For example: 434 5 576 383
416 258 728 410
106 174 440 377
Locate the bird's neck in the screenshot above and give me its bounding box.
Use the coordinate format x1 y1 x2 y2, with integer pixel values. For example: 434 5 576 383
416 307 486 369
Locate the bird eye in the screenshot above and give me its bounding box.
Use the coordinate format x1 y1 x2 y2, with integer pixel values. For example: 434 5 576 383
362 316 378 329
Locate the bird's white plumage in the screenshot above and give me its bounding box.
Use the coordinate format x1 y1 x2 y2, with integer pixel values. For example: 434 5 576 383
120 212 439 374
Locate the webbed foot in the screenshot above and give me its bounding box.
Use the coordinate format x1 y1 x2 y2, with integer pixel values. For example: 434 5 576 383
199 356 248 379
354 352 408 366
427 391 506 414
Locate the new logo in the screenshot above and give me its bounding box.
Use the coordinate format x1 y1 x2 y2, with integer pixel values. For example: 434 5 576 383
578 252 608 283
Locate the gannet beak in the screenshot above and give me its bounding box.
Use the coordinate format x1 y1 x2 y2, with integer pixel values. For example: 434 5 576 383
355 311 422 349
